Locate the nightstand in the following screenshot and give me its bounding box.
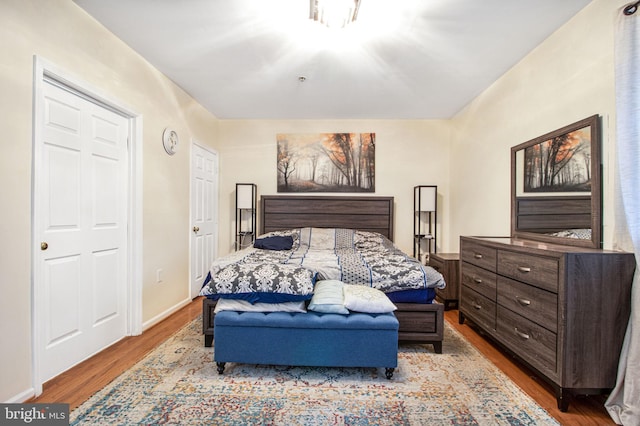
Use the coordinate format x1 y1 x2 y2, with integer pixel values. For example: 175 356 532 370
428 252 459 310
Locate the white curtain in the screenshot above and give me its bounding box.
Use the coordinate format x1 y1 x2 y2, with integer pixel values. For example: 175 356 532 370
606 4 640 425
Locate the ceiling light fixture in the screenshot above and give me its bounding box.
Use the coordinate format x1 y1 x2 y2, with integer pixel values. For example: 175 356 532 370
309 0 361 29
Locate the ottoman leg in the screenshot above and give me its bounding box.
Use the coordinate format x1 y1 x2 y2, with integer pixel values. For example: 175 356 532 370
216 362 226 374
385 368 394 380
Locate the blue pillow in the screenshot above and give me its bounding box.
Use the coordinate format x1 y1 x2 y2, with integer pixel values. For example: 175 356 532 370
308 280 349 314
211 292 312 304
254 235 294 250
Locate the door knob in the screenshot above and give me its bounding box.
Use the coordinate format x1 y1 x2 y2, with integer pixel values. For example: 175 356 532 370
193 226 200 233
41 242 48 250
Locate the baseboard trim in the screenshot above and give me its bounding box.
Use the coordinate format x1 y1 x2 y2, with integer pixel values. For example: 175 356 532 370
142 297 192 332
6 387 35 403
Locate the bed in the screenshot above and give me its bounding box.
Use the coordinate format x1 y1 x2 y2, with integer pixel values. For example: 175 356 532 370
201 195 445 353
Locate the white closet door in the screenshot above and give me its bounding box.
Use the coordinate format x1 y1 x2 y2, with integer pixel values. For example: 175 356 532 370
190 143 218 298
36 79 129 382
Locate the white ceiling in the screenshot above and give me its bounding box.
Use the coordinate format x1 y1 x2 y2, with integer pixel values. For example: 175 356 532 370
74 0 592 120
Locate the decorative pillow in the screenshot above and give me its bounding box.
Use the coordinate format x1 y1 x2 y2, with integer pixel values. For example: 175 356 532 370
214 299 306 313
200 263 316 298
308 280 349 314
254 235 294 251
343 284 397 313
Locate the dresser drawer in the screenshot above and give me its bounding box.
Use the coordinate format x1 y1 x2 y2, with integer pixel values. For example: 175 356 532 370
497 250 559 292
497 276 558 333
461 239 496 271
460 286 496 330
497 306 557 376
461 262 497 301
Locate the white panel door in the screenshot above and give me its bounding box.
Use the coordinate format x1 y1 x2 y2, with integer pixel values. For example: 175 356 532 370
36 80 129 382
190 143 218 298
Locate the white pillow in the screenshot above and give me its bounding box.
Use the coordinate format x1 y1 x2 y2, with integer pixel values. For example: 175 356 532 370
214 299 306 313
308 280 349 314
343 285 397 313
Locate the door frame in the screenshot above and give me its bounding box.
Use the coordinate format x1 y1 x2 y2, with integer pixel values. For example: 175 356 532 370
31 56 143 395
189 140 219 299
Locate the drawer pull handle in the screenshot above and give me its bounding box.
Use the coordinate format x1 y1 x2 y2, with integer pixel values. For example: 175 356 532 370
474 253 483 259
517 266 531 273
516 297 531 306
514 328 530 340
473 303 482 310
473 277 483 284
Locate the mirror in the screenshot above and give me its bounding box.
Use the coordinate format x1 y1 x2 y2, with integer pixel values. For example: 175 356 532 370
511 115 602 248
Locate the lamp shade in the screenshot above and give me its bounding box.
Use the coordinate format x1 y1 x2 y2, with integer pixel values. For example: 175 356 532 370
419 186 437 212
236 184 255 209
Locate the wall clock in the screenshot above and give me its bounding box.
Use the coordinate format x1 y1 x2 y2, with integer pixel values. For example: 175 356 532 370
162 127 179 155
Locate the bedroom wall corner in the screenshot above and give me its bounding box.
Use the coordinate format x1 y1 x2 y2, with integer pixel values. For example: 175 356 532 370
448 0 624 252
0 0 220 403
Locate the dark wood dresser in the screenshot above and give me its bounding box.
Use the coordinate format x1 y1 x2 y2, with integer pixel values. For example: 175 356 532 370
459 236 635 412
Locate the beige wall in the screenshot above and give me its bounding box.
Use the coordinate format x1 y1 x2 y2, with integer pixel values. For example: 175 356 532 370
450 0 625 252
0 0 219 402
0 0 627 405
217 120 452 256
215 0 626 257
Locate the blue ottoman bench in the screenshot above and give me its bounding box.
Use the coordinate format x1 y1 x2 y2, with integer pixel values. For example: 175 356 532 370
213 311 399 379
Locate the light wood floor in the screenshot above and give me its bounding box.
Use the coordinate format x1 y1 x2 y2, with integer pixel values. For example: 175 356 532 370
31 298 614 425
444 309 614 426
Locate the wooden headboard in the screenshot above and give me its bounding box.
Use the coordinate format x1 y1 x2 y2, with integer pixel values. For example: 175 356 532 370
260 195 394 241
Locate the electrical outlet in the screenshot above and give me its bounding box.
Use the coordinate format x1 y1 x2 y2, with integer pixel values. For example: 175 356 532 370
156 269 163 283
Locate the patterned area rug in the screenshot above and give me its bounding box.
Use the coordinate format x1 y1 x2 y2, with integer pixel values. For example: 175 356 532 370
71 317 559 425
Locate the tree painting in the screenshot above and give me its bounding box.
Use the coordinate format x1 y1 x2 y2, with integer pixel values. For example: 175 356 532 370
523 125 591 193
277 133 375 192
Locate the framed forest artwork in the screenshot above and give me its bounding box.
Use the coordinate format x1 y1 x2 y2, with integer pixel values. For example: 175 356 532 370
276 133 375 193
513 116 599 197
